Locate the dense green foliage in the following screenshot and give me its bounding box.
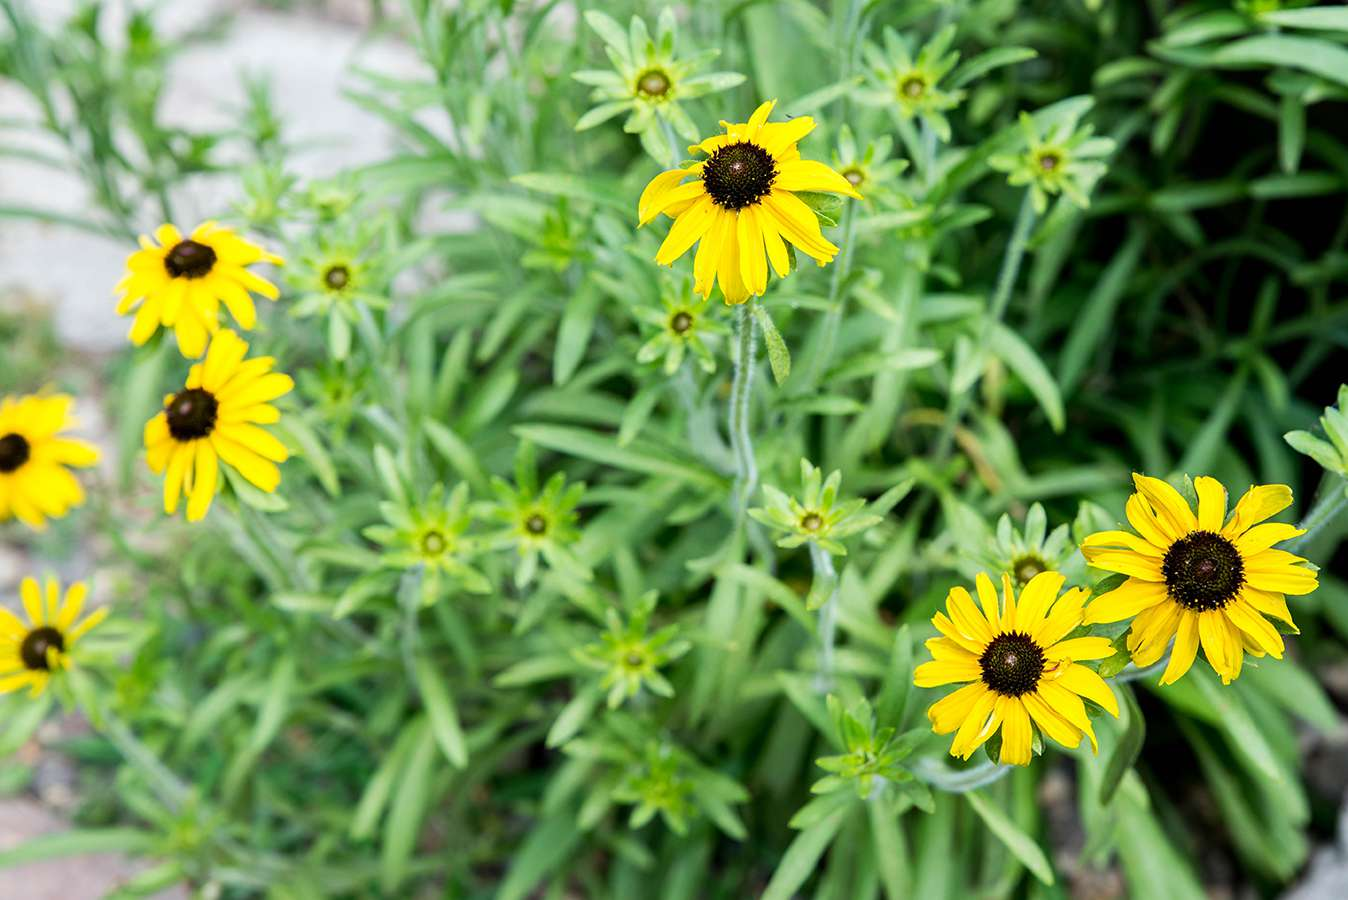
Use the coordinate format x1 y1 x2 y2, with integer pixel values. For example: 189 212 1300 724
2 1 1348 897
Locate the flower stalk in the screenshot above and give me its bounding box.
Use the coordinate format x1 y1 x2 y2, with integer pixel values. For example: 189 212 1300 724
729 305 759 523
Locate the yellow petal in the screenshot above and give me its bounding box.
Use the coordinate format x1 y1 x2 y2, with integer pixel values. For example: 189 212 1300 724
1023 690 1082 750
1083 578 1167 624
949 687 1000 759
1222 483 1293 538
928 681 987 733
1016 571 1066 634
1131 473 1197 539
186 441 219 522
997 697 1033 765
20 577 43 626
914 658 982 688
737 205 769 297
1194 476 1227 532
655 196 718 266
773 159 863 198
1160 612 1200 684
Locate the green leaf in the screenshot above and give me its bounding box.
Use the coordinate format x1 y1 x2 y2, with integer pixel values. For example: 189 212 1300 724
514 424 725 490
0 829 155 866
760 808 849 900
868 797 911 900
381 718 438 893
497 813 584 900
988 322 1065 432
1261 7 1348 33
751 301 792 385
1099 686 1145 805
1212 35 1348 90
554 283 601 385
965 790 1055 885
414 655 469 768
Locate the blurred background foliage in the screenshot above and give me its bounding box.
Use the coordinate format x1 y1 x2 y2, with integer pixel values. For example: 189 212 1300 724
2 0 1348 897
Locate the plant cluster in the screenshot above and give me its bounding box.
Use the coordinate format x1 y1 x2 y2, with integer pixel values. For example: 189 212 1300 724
2 1 1348 898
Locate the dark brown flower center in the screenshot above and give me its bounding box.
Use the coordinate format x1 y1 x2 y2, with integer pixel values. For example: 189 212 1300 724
525 514 549 535
324 265 350 290
636 69 671 98
1162 530 1244 611
21 626 64 671
702 141 777 210
670 312 693 334
1037 152 1061 172
801 512 823 532
979 631 1045 697
164 240 217 279
165 388 219 441
842 168 865 187
0 432 30 473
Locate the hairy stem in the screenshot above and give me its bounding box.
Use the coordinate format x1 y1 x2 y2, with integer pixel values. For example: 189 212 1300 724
810 542 840 693
729 304 759 522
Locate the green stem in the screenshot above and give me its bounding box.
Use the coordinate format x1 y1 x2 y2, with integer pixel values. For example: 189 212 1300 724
933 190 1037 459
810 542 840 693
1289 477 1348 553
729 305 759 522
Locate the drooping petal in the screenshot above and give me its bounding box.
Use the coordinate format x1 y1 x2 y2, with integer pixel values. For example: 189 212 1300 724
1160 612 1200 685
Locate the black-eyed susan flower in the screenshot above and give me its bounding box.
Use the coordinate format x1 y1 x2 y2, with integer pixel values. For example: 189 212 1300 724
115 222 283 358
637 100 861 305
0 393 99 530
143 329 293 522
915 572 1119 766
0 577 106 697
989 111 1114 214
1081 474 1319 686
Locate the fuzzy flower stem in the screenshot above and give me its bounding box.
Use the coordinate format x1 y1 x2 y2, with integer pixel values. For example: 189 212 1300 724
933 190 1037 459
729 305 759 523
810 541 840 693
1289 475 1348 554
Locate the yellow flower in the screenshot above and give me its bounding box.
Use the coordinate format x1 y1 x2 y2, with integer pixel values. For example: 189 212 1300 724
143 329 293 522
0 393 99 530
1081 473 1318 686
115 222 283 358
0 577 107 697
915 572 1119 766
637 99 861 305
